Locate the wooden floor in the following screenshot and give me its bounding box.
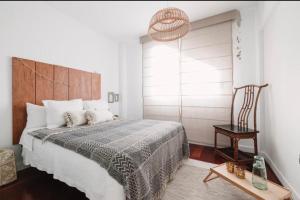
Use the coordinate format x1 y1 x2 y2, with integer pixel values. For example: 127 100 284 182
0 144 281 200
189 144 281 184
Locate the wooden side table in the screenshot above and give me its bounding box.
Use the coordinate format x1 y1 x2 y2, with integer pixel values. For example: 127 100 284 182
203 163 291 200
0 149 17 186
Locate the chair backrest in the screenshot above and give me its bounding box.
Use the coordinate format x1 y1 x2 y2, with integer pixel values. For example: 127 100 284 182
231 84 268 130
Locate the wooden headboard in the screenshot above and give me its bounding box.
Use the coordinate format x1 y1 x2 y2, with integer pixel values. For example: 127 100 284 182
12 57 101 144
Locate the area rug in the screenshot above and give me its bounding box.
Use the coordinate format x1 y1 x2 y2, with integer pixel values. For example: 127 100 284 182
162 159 255 200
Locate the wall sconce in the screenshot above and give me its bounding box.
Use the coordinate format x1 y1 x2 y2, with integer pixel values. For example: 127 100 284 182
107 92 120 103
114 94 119 102
108 92 115 103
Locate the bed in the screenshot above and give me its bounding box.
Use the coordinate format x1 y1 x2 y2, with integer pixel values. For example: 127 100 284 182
21 126 124 200
13 57 189 200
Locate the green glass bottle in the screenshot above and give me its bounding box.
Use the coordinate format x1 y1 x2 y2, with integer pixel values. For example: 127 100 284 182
252 155 268 190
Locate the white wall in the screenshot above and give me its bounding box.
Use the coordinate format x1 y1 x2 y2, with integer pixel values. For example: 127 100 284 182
0 2 119 147
258 2 300 199
119 40 143 120
119 44 129 119
232 5 262 152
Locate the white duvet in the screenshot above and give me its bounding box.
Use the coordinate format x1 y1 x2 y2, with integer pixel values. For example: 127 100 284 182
20 128 125 200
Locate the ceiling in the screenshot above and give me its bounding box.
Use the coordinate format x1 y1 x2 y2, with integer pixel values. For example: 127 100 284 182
47 1 257 41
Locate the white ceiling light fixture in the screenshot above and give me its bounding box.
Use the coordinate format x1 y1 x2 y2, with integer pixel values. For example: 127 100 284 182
148 6 190 42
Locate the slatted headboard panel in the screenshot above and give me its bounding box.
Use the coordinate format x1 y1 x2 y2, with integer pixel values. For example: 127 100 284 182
12 57 101 144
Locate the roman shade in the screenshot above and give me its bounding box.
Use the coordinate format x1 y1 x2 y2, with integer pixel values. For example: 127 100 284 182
143 40 180 121
142 10 240 145
180 21 233 144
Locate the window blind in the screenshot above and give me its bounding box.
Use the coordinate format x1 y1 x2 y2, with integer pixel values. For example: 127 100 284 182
143 41 180 122
180 21 233 145
142 21 233 145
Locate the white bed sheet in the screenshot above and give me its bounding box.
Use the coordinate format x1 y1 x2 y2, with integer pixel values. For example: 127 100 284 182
20 128 125 200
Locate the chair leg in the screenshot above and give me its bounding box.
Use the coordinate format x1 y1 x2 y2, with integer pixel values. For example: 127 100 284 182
233 138 239 161
214 129 217 150
254 136 258 155
230 138 234 148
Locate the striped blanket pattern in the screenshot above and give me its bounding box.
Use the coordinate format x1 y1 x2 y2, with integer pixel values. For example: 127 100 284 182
28 119 189 200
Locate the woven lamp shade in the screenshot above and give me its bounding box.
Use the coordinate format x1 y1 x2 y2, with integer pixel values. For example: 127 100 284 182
148 7 190 41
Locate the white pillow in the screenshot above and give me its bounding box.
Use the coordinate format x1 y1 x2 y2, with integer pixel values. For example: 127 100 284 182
25 103 47 129
83 100 109 111
64 110 87 128
42 99 82 107
85 109 113 125
44 99 83 128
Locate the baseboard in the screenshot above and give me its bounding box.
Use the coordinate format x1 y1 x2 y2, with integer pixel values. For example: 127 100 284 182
188 140 215 147
188 141 254 153
239 144 254 153
261 151 300 200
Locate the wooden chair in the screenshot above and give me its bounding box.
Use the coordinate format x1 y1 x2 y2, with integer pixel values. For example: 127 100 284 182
213 84 268 165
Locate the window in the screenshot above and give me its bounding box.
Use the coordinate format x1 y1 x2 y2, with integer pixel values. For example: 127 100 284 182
143 40 180 122
142 21 233 145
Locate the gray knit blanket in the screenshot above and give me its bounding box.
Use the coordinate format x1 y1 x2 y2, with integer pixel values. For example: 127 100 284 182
28 120 189 200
